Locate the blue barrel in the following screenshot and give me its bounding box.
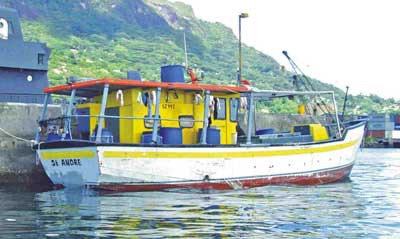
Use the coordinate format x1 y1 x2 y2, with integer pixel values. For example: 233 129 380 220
101 129 113 143
89 128 113 143
198 128 220 145
160 127 182 144
141 132 163 144
47 132 61 142
256 128 274 135
127 70 141 81
141 132 153 144
161 65 185 83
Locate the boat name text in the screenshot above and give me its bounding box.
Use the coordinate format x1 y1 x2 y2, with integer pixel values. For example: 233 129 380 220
51 159 82 167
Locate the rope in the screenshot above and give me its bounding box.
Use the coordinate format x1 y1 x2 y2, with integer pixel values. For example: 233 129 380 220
283 52 338 124
0 126 35 144
35 141 44 165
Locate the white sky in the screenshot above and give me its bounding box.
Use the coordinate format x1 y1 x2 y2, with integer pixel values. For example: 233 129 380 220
175 0 400 99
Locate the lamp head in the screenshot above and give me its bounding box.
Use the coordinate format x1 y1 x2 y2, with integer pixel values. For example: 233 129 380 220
239 13 249 18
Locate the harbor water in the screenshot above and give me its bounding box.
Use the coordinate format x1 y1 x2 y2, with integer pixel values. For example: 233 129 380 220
1 149 399 238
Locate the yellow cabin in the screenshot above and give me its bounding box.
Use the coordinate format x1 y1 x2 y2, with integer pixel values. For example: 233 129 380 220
74 78 245 145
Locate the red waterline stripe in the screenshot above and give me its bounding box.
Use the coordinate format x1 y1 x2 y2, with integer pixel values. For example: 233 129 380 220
92 164 354 192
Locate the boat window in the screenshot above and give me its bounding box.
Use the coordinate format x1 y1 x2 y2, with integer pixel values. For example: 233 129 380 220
38 53 45 65
144 115 160 128
230 98 239 122
8 21 14 36
214 98 226 120
179 116 194 128
144 115 154 128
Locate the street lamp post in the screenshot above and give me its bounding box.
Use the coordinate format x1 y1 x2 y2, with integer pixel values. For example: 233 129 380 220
238 13 249 86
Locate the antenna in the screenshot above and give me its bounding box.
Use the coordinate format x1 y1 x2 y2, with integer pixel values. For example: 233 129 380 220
342 86 349 122
183 31 188 67
182 31 197 84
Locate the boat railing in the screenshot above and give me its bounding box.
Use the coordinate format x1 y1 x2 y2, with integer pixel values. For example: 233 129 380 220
69 114 204 122
37 112 347 145
37 113 207 144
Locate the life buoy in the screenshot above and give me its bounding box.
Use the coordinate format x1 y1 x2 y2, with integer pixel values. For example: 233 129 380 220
187 68 198 84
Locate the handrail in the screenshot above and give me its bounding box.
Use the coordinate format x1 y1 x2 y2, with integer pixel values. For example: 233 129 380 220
42 114 206 123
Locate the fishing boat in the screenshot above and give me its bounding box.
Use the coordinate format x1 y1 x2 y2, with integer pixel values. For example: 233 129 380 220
34 65 366 191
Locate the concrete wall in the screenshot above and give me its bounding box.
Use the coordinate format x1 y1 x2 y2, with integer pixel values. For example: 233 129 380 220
0 102 59 185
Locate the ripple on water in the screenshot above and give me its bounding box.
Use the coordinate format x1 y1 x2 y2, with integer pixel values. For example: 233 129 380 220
0 149 400 238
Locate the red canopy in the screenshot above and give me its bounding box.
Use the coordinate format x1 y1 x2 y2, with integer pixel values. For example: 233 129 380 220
45 78 250 97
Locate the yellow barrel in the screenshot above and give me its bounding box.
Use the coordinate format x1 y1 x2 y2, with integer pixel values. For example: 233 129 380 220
298 104 306 115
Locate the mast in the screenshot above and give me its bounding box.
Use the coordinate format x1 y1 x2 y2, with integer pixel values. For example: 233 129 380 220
183 31 188 67
63 89 76 140
96 84 110 143
200 91 210 144
35 94 50 142
151 87 162 144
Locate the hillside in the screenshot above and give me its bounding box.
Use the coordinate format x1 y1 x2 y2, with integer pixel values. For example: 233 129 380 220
1 0 399 114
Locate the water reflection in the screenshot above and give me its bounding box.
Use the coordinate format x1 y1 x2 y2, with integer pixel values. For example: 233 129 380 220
35 189 101 238
1 149 400 238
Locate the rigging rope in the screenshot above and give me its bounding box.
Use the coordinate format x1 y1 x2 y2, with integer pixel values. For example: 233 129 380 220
282 51 337 124
0 126 35 144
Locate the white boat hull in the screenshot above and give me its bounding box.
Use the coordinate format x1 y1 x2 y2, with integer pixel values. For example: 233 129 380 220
38 122 365 191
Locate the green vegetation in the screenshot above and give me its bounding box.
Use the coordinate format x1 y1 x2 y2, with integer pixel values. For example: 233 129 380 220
1 0 399 114
364 136 379 145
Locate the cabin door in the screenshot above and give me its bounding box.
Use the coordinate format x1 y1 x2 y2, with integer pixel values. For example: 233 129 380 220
76 107 90 140
105 107 120 143
212 97 227 144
